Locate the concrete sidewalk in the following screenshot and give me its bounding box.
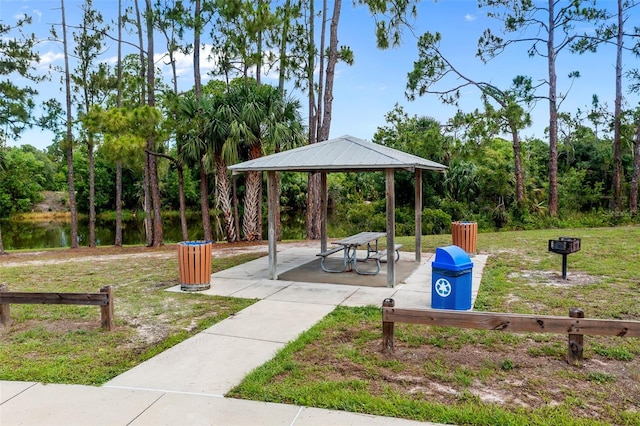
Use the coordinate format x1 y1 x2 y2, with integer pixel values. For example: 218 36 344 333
1 248 487 426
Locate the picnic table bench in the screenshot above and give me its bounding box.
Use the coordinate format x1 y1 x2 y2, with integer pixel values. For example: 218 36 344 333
316 232 402 275
316 246 347 273
370 244 403 263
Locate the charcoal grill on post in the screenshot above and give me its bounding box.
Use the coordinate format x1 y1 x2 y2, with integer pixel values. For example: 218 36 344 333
548 237 581 279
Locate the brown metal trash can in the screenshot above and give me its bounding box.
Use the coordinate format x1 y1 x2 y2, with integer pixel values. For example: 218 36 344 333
451 221 477 255
178 241 212 291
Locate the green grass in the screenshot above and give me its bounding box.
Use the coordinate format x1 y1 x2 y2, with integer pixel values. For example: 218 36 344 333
3 227 640 424
228 307 625 425
0 248 262 385
228 227 640 426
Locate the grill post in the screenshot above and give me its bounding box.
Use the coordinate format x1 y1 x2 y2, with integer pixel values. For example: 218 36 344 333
548 237 581 280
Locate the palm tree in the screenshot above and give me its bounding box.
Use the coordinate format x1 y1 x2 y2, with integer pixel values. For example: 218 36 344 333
204 93 237 242
178 94 213 241
226 81 305 241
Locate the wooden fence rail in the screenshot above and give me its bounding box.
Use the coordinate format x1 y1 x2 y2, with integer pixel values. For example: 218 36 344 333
0 284 114 331
381 298 640 365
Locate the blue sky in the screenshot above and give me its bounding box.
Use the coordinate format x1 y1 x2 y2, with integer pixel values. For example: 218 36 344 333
3 0 639 151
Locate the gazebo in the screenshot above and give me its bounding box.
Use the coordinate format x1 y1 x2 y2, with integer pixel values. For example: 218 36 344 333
228 135 447 287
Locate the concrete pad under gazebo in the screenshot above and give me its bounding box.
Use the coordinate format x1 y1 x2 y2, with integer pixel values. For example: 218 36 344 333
228 135 447 287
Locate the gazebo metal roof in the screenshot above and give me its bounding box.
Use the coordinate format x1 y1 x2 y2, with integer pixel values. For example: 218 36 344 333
227 134 447 288
228 135 448 173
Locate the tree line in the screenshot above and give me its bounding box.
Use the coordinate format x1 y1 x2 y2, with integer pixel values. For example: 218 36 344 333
1 1 640 254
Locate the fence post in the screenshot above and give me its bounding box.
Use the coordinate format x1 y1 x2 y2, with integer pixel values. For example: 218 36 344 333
100 285 114 331
568 308 584 365
0 284 10 327
382 298 395 354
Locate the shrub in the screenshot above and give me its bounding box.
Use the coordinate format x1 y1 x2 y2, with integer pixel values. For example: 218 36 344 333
422 208 451 235
439 199 472 222
336 202 386 235
394 207 415 236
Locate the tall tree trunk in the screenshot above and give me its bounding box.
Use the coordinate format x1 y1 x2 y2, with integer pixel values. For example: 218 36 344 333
306 0 341 239
306 0 316 146
194 0 202 98
61 0 78 248
171 49 188 242
115 161 123 246
146 0 163 246
255 0 263 84
215 155 237 242
178 167 188 240
258 171 263 240
199 161 212 241
318 0 341 141
315 0 327 140
305 0 324 240
253 1 267 235
242 171 262 241
273 0 293 241
157 0 188 241
510 123 524 205
134 0 146 101
243 144 263 241
134 0 152 245
144 154 152 246
277 0 291 96
547 0 558 217
114 0 123 247
233 175 240 238
88 143 96 247
611 0 624 212
193 0 212 241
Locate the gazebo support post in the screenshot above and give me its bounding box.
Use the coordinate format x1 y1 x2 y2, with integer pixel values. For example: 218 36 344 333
386 168 396 288
320 172 328 252
267 171 278 279
415 168 422 262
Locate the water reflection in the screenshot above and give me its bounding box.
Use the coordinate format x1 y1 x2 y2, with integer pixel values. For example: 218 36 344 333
1 212 315 250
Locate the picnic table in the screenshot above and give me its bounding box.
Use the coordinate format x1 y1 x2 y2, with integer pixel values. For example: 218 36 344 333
317 232 399 275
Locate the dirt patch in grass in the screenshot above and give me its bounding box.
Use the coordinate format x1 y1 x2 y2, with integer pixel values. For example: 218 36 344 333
288 312 640 424
508 270 602 287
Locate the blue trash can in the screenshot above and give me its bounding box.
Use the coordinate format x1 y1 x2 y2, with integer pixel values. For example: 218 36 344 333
431 245 474 310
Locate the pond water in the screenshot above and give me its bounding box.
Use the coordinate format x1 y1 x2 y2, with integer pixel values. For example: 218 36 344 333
0 211 315 250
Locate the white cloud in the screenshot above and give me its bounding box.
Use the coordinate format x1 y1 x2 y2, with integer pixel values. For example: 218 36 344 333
14 7 42 23
464 14 477 22
104 55 118 65
39 50 64 65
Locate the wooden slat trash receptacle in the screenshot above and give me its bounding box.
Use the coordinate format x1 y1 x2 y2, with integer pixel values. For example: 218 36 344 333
451 221 477 255
178 241 212 291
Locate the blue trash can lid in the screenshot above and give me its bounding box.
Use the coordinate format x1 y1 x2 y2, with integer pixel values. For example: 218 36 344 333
432 245 473 271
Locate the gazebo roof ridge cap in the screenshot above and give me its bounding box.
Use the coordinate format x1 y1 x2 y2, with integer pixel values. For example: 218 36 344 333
228 134 448 173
